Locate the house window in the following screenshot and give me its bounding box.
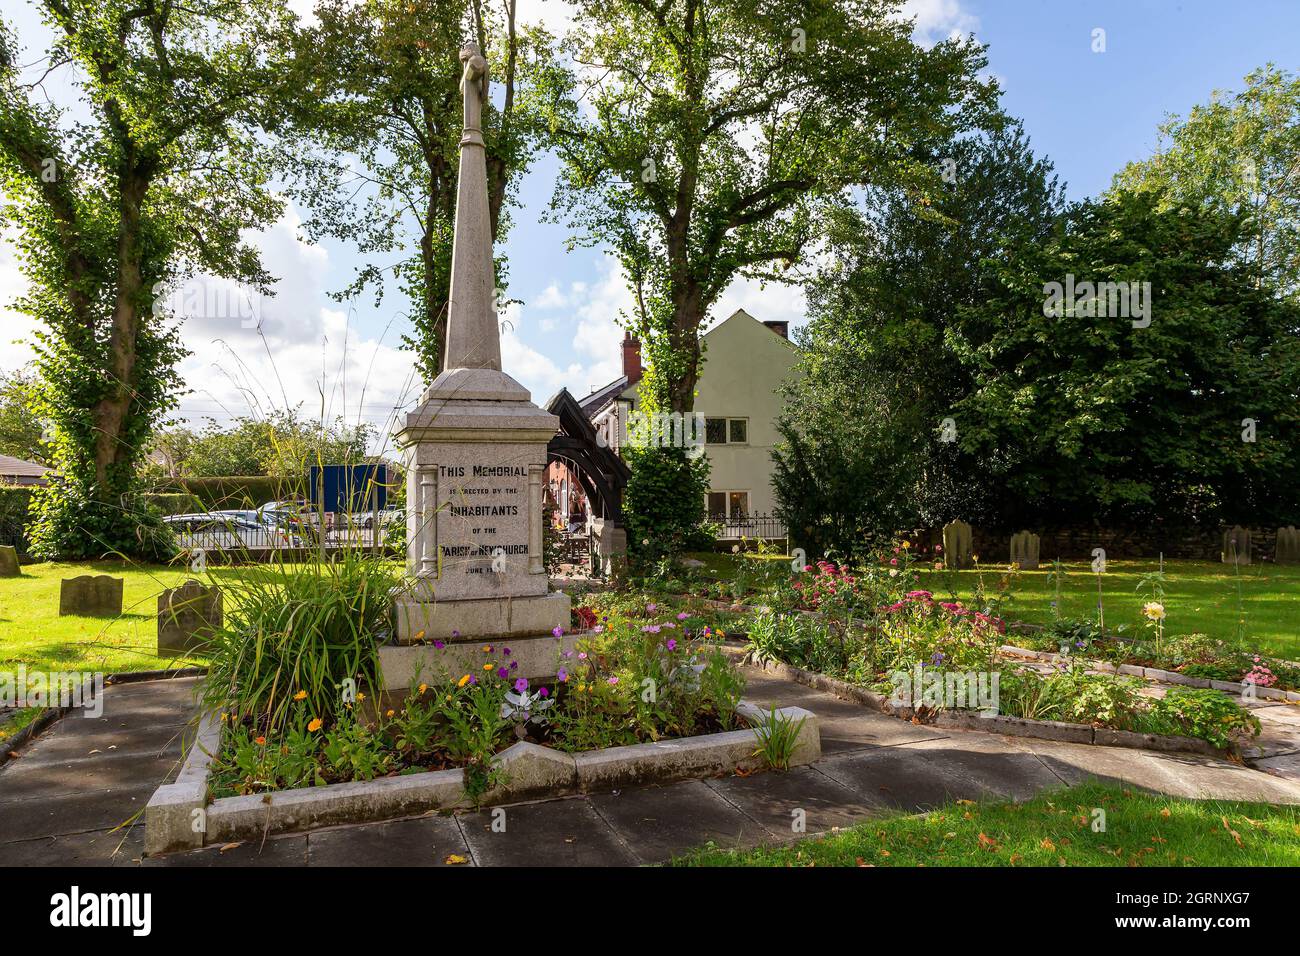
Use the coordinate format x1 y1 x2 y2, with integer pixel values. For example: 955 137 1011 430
704 417 749 445
707 490 749 520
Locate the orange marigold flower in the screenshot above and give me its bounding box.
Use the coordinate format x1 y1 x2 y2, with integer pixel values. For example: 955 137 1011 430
418 683 428 694
457 674 471 687
254 736 266 746
307 717 323 732
293 690 307 701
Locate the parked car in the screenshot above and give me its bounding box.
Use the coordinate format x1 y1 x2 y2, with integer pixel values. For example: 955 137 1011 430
163 512 303 553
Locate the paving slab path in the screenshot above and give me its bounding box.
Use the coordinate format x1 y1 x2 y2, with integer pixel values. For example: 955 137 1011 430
2 667 1298 867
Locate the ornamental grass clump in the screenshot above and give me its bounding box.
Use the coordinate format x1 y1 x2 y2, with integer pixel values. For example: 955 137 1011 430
200 551 402 735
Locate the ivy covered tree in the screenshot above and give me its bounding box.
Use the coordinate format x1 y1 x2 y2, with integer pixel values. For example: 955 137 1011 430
542 0 998 414
0 2 296 559
773 124 1065 558
287 0 557 383
949 190 1300 528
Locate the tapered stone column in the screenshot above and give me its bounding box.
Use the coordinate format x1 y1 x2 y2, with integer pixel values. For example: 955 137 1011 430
383 43 571 690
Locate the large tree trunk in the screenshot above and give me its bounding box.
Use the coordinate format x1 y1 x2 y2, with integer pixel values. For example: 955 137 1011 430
93 167 148 493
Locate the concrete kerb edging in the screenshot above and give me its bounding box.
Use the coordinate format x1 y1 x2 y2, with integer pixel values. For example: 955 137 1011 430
144 698 821 855
726 647 1225 759
996 644 1300 702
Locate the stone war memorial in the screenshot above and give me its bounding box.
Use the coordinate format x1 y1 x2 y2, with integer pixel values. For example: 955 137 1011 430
381 44 572 690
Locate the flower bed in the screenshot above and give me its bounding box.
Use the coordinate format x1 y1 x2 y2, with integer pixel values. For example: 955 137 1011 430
737 588 1261 753
208 602 749 802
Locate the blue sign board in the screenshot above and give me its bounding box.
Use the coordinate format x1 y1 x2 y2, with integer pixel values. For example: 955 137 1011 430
308 463 389 514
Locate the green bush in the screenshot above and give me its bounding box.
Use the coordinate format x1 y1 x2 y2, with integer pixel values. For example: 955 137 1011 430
623 445 713 565
1145 688 1261 749
142 492 203 515
150 475 291 509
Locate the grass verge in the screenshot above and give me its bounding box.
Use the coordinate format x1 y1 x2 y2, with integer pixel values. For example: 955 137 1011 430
673 783 1300 867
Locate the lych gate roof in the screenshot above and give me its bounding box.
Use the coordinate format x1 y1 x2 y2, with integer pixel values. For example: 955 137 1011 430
544 388 630 522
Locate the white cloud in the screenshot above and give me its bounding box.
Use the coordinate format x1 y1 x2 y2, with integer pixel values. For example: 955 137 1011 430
899 0 979 46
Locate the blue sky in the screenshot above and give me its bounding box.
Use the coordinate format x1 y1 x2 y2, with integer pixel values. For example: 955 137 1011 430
3 0 1299 450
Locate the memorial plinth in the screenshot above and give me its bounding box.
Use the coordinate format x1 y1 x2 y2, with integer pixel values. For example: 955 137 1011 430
380 44 570 691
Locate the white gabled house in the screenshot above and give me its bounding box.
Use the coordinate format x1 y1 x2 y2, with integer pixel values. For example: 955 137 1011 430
578 308 800 540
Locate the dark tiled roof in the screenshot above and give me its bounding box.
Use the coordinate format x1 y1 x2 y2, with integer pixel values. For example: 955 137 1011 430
0 453 50 478
576 376 629 418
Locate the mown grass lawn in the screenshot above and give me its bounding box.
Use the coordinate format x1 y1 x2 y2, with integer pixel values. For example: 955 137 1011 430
917 560 1300 659
674 783 1300 867
0 559 229 675
693 552 1300 660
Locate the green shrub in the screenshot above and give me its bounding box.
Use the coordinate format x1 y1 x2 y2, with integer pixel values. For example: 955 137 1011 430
142 492 203 515
1144 688 1261 749
623 445 713 565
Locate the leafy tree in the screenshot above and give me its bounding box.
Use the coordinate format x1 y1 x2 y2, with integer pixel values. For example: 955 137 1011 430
0 366 47 465
287 0 556 382
622 445 712 565
542 0 998 413
773 125 1066 556
0 2 296 559
149 410 373 480
1113 65 1300 298
949 190 1300 528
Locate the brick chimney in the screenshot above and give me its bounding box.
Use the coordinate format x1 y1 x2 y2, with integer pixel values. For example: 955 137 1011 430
763 320 789 339
622 333 642 386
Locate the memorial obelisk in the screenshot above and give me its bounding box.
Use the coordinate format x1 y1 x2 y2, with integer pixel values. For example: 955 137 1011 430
381 43 571 689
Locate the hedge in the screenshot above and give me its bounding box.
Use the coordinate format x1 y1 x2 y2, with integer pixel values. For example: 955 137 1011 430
147 476 293 509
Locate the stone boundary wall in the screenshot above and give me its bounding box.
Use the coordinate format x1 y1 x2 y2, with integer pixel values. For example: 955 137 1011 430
906 525 1286 563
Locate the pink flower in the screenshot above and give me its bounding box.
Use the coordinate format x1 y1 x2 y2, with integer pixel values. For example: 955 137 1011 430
607 677 619 686
666 638 677 651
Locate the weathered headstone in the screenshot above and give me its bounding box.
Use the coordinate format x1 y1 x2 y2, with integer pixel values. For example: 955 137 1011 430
59 575 124 617
0 545 19 577
589 517 628 579
1009 530 1040 570
1275 526 1300 565
157 579 222 657
942 519 973 570
1222 525 1251 565
381 43 570 691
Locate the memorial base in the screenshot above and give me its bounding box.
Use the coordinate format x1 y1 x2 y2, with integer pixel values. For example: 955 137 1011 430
382 595 575 691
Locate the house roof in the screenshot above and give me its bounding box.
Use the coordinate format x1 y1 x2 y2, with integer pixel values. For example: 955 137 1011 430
0 453 51 478
574 309 797 417
574 375 629 418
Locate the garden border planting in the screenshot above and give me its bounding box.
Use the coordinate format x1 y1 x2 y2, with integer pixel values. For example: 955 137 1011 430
996 645 1300 702
144 698 820 855
726 650 1222 758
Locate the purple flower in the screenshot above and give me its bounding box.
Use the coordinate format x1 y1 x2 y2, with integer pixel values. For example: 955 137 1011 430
557 667 569 682
468 675 477 685
538 686 549 698
497 667 509 679
646 603 657 613
666 638 677 651
552 626 564 638
510 661 518 671
578 652 588 660
607 677 619 685
503 647 511 657
676 612 688 620
433 640 446 650
451 630 460 638
514 678 529 693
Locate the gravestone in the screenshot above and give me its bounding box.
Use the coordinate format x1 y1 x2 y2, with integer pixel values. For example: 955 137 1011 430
1009 530 1040 570
942 519 973 570
381 43 571 691
1276 526 1300 565
1221 526 1251 565
0 545 19 577
59 575 124 617
157 580 222 657
589 517 628 579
